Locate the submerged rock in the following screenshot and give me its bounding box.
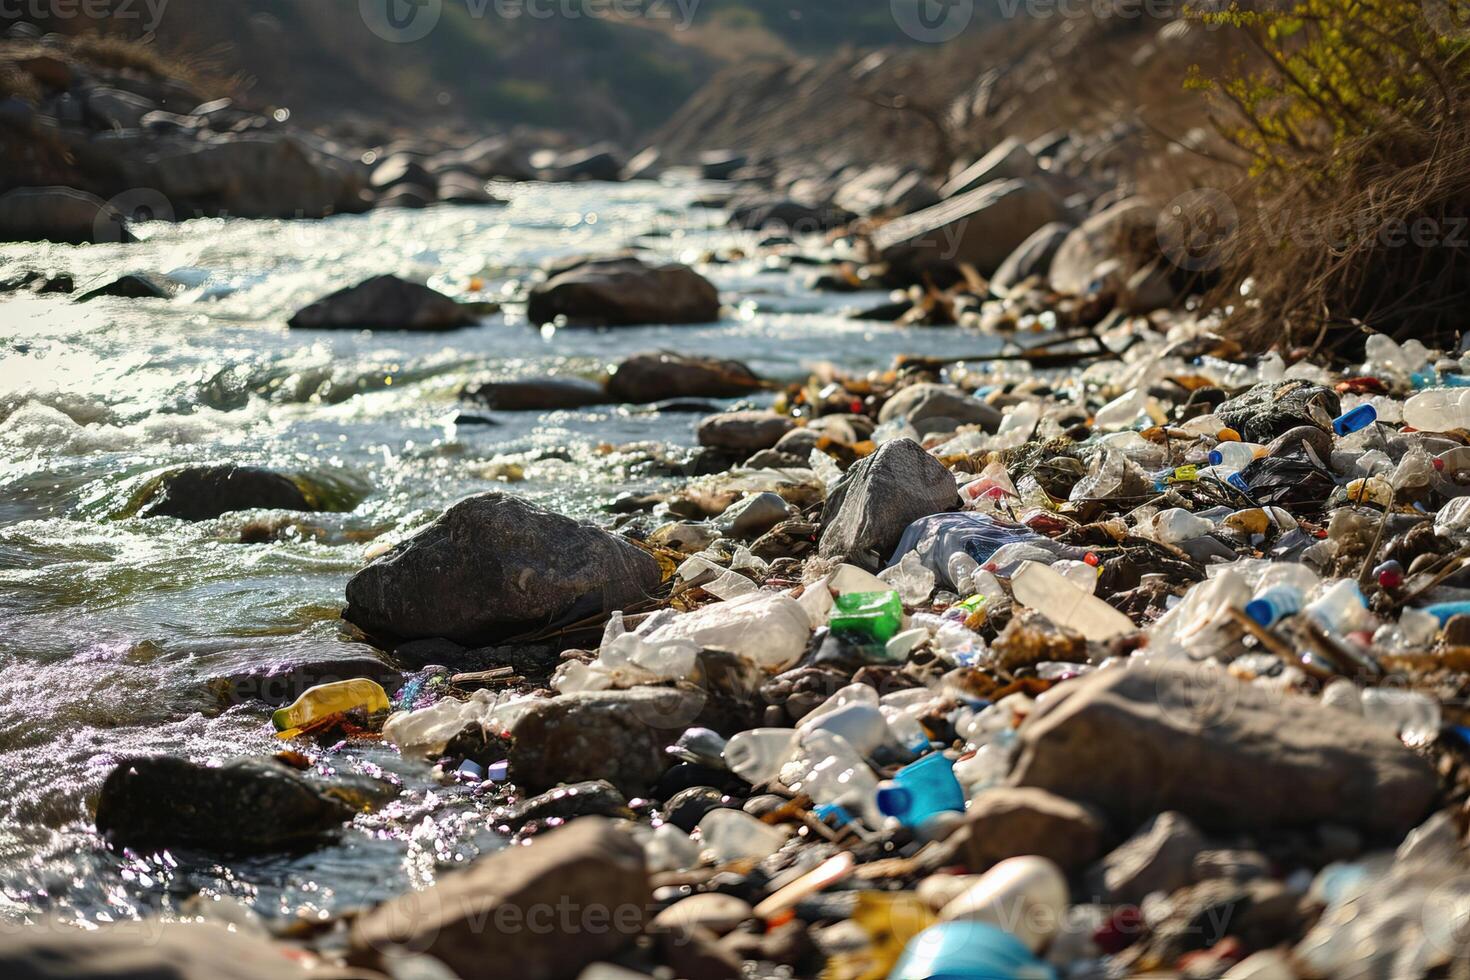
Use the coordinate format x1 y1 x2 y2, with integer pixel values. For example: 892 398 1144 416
288 275 476 331
462 376 607 411
343 492 662 647
76 272 171 302
133 465 321 521
350 817 651 980
818 438 960 569
95 756 354 852
607 351 764 403
508 688 706 794
503 779 631 828
0 186 130 244
1010 664 1438 837
527 256 719 327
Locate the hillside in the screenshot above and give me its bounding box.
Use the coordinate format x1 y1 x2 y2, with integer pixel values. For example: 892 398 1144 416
4 0 985 139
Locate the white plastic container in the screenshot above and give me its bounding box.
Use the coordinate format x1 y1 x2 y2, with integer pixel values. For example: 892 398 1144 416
938 856 1070 952
1010 560 1135 640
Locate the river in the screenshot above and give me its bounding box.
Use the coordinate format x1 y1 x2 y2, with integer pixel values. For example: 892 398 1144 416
0 177 1007 929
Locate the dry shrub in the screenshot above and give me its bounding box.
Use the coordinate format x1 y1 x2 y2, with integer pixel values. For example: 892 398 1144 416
1188 0 1470 357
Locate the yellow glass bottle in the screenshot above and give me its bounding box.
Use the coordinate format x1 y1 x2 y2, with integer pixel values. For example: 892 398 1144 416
271 679 390 733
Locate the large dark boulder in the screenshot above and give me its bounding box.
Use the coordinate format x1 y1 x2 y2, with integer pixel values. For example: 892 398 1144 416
133 465 321 521
878 382 1002 435
0 186 131 245
288 275 476 331
95 756 354 852
343 493 662 646
350 818 650 979
991 221 1075 293
1010 665 1438 837
696 410 796 452
606 351 764 403
818 438 960 569
527 257 719 327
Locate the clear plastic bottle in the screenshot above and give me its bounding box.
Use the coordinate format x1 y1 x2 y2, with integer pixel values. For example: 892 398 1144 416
938 856 1070 953
1404 387 1470 431
1093 388 1147 430
1208 441 1265 468
1305 580 1368 635
1151 508 1216 544
272 678 390 733
1010 560 1135 641
697 808 789 863
1361 689 1441 748
799 701 894 757
879 552 937 605
723 728 799 784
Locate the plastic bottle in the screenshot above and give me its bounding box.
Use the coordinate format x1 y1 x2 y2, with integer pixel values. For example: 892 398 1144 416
880 552 937 605
1208 441 1264 468
1404 387 1470 431
697 808 789 863
939 856 1070 953
1305 579 1368 635
829 590 905 644
1245 584 1303 628
876 752 966 828
1332 404 1377 436
889 921 1058 980
1092 388 1147 430
272 678 390 732
1361 689 1441 748
723 728 799 785
786 729 880 824
799 701 894 757
1010 561 1135 641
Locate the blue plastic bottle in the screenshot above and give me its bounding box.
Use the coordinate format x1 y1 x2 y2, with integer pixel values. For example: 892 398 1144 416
1332 404 1378 436
889 921 1058 980
1245 585 1304 628
875 752 965 828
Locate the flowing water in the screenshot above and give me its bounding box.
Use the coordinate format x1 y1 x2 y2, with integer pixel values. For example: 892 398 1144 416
0 178 995 929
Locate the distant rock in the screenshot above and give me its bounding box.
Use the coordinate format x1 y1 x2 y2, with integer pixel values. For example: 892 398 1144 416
349 818 651 980
700 151 747 180
436 169 506 205
696 410 796 452
728 197 852 233
95 756 354 851
939 137 1038 199
878 382 1002 435
133 465 320 521
343 492 662 647
991 221 1074 293
607 351 764 403
462 377 608 411
871 178 1069 281
288 275 476 330
0 186 130 245
957 787 1109 872
1048 198 1157 295
527 256 719 327
538 144 625 182
818 438 960 569
1010 664 1438 837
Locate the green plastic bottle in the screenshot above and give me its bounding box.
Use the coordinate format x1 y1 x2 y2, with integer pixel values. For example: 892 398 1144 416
272 679 390 733
829 590 905 644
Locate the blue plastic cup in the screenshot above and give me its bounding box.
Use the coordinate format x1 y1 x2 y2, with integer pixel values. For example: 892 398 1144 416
1245 584 1304 628
1421 600 1470 625
888 921 1058 980
1332 404 1378 436
876 752 965 828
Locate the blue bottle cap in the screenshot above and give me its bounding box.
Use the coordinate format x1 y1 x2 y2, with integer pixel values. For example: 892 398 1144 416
1244 598 1274 627
1332 404 1377 436
813 803 855 827
875 783 912 818
1227 472 1250 492
1208 449 1225 466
